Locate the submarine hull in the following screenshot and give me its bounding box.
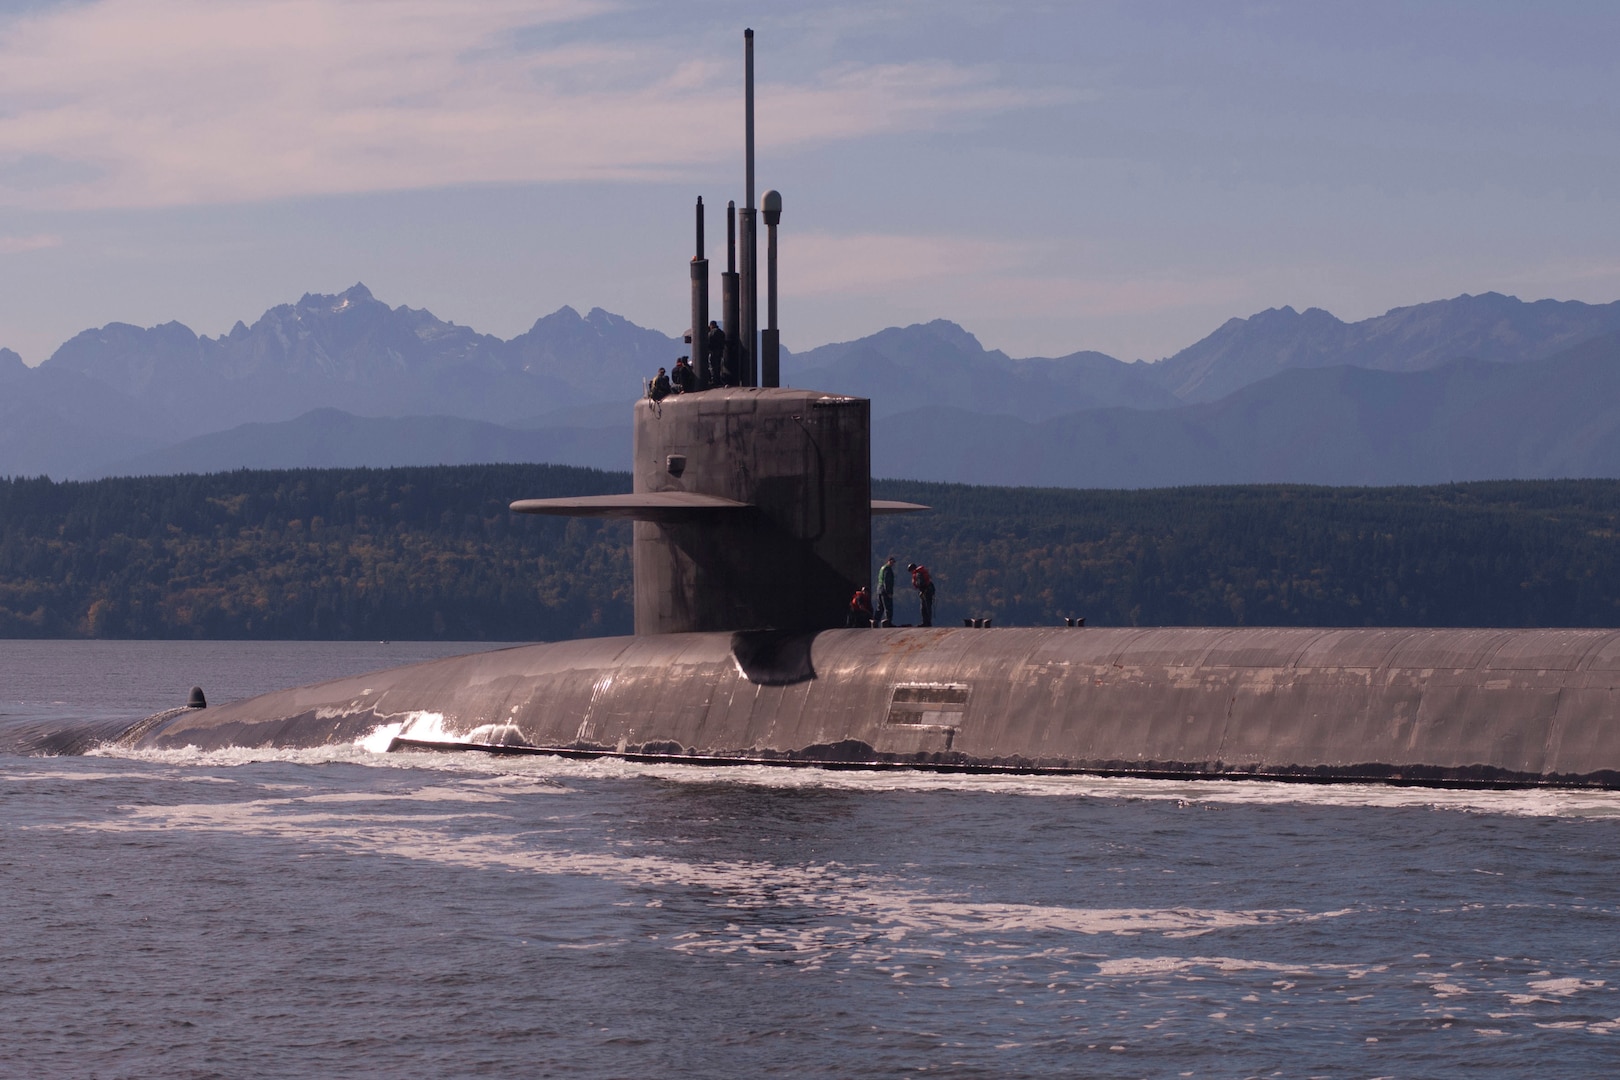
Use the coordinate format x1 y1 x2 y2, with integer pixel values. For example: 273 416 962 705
125 625 1620 788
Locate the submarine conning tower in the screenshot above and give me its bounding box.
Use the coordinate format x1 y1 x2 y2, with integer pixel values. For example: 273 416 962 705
514 386 919 635
512 27 922 635
633 388 871 634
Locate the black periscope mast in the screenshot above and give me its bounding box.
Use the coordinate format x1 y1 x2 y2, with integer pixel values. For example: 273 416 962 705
115 30 1620 789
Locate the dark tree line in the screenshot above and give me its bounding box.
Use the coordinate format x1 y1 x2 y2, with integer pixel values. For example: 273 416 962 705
0 465 631 640
873 479 1620 628
5 466 1620 638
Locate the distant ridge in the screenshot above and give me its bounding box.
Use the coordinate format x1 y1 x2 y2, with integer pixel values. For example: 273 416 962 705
44 284 679 428
93 330 1620 488
5 285 1620 486
876 331 1620 487
1153 292 1620 403
789 319 1176 418
101 408 630 478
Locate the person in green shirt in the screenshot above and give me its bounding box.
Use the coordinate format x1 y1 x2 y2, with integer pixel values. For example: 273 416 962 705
875 555 897 627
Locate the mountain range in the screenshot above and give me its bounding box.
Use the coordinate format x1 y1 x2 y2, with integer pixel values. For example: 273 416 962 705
878 332 1620 487
3 284 1620 486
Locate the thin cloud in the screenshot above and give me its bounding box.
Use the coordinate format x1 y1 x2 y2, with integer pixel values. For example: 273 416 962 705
974 273 1258 321
0 233 62 253
0 0 1053 210
787 230 1249 317
1494 257 1620 299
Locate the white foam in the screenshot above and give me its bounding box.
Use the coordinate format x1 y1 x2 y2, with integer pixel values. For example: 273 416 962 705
1506 977 1607 1005
62 777 1343 967
84 737 1620 819
1528 977 1606 995
394 710 455 741
356 720 405 754
352 711 535 753
462 723 528 746
1094 955 1386 979
2 767 235 784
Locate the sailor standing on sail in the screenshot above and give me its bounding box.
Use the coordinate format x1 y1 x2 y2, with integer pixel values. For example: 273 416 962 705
707 321 731 385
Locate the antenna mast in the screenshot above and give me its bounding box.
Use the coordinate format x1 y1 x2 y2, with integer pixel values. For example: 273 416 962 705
739 29 760 386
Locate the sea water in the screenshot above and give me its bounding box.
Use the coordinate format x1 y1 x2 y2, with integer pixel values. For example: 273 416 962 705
2 640 1618 1078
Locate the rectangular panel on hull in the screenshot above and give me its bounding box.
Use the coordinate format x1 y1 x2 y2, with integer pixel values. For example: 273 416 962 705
872 683 968 757
885 684 969 727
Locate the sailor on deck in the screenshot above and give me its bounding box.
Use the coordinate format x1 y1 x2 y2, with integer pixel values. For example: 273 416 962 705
875 556 897 627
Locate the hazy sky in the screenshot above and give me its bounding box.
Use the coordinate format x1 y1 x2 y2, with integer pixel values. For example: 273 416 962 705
0 0 1616 365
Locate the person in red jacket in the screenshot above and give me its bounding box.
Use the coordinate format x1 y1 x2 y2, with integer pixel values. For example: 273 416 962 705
847 585 873 627
907 563 935 627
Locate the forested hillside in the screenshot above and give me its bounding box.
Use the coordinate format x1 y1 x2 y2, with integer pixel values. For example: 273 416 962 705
0 465 632 640
5 466 1620 638
874 480 1620 628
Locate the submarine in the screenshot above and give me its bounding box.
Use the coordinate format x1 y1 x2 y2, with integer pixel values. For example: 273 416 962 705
109 31 1620 789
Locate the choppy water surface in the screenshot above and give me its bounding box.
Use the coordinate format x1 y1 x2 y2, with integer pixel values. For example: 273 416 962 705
3 642 1619 1078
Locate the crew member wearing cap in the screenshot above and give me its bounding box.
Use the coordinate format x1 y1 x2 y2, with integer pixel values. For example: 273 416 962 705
908 562 935 627
671 356 694 394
